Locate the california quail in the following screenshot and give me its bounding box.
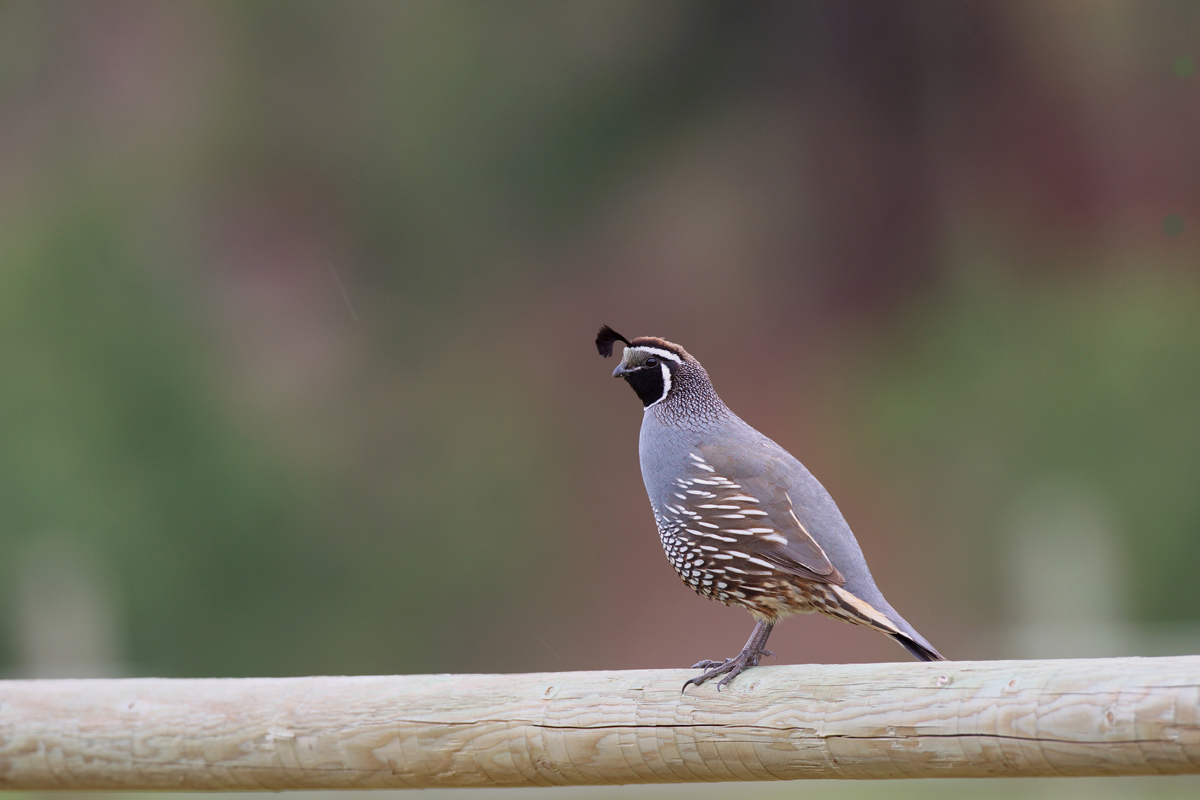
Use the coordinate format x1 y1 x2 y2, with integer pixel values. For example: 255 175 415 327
596 325 946 690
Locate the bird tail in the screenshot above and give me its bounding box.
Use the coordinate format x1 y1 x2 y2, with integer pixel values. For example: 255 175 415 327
891 632 946 662
828 585 947 662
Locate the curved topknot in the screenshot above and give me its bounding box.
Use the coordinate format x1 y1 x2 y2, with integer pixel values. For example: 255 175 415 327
595 324 631 358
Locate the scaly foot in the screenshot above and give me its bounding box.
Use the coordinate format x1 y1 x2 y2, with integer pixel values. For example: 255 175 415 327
683 647 774 692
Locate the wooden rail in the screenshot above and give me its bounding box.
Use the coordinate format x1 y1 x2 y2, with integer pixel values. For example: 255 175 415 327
1 656 1198 789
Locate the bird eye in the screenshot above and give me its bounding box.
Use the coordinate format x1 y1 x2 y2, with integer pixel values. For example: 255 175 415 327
646 357 658 367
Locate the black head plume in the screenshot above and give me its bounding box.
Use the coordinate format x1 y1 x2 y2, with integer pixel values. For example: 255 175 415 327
595 324 631 358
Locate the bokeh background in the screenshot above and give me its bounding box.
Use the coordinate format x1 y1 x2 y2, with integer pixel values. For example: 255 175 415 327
3 1 1200 798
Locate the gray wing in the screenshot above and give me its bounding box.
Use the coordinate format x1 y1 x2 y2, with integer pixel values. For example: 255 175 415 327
690 441 845 586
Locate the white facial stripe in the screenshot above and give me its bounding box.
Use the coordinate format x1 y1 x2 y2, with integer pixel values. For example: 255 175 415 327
628 346 682 364
644 362 672 409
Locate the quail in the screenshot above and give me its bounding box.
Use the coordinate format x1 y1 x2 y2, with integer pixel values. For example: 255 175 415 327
596 325 945 690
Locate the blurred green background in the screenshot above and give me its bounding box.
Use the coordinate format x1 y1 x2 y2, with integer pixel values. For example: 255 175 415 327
3 1 1199 797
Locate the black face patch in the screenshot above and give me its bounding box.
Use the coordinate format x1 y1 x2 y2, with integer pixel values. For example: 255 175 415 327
621 359 679 408
623 365 663 407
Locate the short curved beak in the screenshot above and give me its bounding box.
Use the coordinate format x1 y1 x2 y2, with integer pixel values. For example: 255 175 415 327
612 363 631 378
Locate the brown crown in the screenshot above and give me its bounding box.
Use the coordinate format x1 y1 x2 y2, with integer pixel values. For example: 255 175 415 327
629 336 693 361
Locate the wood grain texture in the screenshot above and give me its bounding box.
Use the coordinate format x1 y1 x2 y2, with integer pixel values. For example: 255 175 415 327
1 657 1198 789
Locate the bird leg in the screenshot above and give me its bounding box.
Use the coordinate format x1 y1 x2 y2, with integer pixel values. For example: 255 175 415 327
683 620 775 692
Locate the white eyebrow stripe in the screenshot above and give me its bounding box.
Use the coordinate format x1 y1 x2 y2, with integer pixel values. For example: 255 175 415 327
629 346 682 364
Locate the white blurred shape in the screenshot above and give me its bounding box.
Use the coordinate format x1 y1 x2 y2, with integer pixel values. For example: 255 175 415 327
12 532 126 678
1006 478 1131 658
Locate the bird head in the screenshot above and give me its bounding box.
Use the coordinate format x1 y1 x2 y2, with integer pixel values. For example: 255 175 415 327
595 325 691 409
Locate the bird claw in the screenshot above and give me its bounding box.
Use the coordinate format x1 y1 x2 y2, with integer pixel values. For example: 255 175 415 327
682 646 773 693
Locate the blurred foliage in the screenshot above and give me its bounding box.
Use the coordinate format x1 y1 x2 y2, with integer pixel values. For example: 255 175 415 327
208 0 748 313
861 264 1200 624
0 199 317 675
0 0 1198 695
0 1 734 676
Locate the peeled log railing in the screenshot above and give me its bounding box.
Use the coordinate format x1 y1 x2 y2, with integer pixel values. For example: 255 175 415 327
1 656 1198 790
